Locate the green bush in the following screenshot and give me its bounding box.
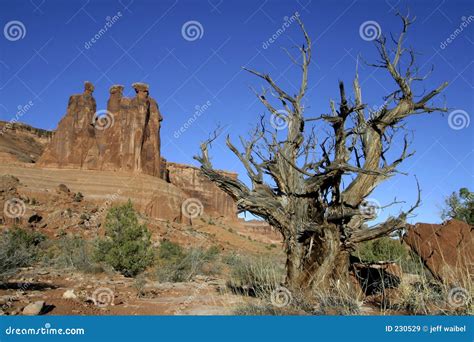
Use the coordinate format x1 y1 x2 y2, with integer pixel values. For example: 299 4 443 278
0 228 45 280
73 192 84 202
156 241 220 282
95 200 154 277
355 237 407 263
354 237 426 274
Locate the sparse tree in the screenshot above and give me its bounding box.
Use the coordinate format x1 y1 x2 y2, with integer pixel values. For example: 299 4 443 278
442 188 474 225
195 13 448 292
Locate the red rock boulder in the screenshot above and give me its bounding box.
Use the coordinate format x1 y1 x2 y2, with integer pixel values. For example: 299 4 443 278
404 220 473 284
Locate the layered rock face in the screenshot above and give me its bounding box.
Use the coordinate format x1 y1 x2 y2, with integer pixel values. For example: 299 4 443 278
404 220 473 283
166 162 238 220
38 82 98 169
38 82 164 177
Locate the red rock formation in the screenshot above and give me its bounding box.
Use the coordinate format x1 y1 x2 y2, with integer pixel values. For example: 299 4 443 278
404 220 473 283
166 162 237 220
38 82 164 177
38 81 98 169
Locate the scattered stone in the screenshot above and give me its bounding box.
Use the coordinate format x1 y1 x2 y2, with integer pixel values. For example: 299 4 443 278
62 289 77 299
57 183 70 193
22 301 44 316
28 213 42 224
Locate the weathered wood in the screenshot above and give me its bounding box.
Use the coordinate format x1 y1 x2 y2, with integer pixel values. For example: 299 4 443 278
194 13 446 292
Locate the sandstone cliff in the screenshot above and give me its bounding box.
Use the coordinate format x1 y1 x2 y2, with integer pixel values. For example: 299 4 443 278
38 82 164 177
166 162 238 220
0 121 52 164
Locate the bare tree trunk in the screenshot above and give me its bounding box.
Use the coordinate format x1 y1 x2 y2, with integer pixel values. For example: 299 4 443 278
284 225 350 293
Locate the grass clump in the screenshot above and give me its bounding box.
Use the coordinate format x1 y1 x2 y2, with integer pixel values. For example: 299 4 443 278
156 240 220 282
226 254 285 298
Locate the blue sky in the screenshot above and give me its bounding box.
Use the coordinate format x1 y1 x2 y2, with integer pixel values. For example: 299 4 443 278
0 0 473 224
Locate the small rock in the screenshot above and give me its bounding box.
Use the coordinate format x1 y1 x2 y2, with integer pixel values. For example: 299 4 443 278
28 213 42 224
62 289 77 299
22 301 44 316
57 184 70 193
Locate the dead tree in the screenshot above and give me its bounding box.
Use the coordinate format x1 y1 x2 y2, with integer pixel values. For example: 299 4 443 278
195 13 448 292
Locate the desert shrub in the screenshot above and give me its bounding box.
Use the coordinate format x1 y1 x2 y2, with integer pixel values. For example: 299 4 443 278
156 241 220 282
73 192 84 202
355 237 427 275
0 228 45 281
355 237 407 263
95 201 154 277
44 234 101 273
